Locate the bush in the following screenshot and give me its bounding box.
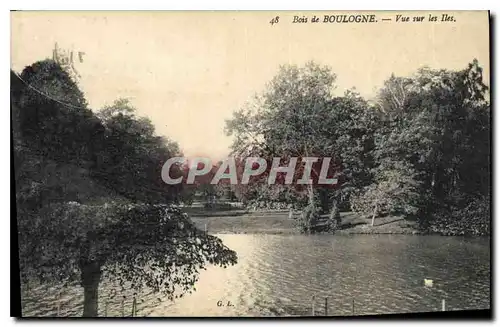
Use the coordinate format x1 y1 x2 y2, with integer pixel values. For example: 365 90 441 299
429 195 490 236
350 161 420 221
247 201 290 211
295 203 321 233
203 202 234 210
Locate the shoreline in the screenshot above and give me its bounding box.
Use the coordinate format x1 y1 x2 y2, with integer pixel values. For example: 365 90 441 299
210 230 422 235
208 229 490 237
188 210 490 237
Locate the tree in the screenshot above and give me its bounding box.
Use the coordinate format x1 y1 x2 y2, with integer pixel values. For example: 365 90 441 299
371 59 490 232
226 62 379 232
226 62 341 232
13 60 104 165
13 61 238 316
17 202 237 317
318 91 380 227
93 99 183 204
351 160 421 226
377 60 489 198
12 62 111 214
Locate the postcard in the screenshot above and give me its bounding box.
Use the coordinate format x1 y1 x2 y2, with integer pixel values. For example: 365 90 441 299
11 11 491 318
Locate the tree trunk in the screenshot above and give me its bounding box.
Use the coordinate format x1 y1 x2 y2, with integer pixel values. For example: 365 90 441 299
371 203 378 227
307 184 315 205
328 190 342 230
329 197 339 221
307 183 316 230
81 261 102 317
318 189 329 213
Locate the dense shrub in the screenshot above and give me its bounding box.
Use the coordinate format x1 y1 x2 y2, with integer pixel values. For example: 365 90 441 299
429 195 490 236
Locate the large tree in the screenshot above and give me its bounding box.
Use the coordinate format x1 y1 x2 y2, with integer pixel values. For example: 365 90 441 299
12 60 238 316
226 62 379 232
17 202 237 317
226 62 339 232
13 60 104 165
363 59 490 232
93 99 183 204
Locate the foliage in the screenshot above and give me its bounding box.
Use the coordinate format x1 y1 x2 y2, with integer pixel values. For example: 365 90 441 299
351 160 421 222
372 59 490 231
13 60 103 164
430 195 490 236
295 199 321 234
226 59 490 235
13 53 491 318
225 62 380 232
225 62 339 232
18 202 237 298
12 60 238 316
93 99 182 203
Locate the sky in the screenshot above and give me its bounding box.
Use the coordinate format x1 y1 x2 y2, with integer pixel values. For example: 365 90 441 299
11 11 490 160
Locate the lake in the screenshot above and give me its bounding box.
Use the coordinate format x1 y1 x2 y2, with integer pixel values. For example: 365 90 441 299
21 234 490 317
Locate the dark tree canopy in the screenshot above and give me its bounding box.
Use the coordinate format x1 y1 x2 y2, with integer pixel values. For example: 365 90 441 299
12 60 238 317
226 59 490 235
18 203 237 297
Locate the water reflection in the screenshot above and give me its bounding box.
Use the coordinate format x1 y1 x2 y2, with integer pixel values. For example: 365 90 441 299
21 234 490 317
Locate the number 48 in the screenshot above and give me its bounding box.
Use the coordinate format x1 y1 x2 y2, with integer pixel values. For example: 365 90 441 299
269 16 280 26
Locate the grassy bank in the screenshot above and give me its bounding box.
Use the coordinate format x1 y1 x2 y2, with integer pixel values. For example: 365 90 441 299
188 210 420 235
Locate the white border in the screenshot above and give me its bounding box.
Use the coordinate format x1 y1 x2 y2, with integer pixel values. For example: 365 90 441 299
3 1 498 10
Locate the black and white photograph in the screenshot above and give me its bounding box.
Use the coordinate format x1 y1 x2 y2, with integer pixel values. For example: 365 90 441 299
10 10 491 318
